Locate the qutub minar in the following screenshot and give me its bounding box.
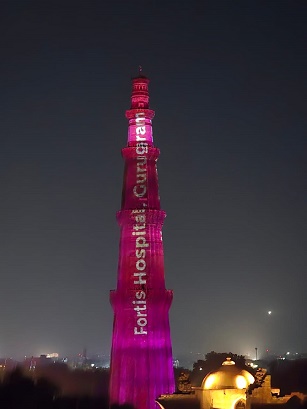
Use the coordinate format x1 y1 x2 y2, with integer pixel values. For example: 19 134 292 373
109 70 175 408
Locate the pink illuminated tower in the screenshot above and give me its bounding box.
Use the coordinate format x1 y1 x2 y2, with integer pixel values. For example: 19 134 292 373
109 71 175 408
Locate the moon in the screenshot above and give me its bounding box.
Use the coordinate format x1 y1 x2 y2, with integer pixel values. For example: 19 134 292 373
268 310 272 315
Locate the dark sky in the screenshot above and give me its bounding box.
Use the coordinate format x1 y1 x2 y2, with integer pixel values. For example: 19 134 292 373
0 0 306 361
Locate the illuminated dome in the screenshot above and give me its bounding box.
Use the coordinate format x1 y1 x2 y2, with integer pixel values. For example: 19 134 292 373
202 358 255 390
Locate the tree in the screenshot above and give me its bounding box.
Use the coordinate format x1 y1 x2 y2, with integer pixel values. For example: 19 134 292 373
190 351 249 386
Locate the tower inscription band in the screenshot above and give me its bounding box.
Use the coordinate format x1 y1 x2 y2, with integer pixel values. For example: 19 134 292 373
109 73 175 408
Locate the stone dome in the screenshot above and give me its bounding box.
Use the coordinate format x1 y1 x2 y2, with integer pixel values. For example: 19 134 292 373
201 358 255 390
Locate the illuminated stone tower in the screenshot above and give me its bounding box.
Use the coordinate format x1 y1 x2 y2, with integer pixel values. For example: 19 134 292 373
109 72 175 409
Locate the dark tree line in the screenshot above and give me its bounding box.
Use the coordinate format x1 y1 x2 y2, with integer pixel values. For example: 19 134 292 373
0 367 134 409
5 355 307 408
270 358 307 395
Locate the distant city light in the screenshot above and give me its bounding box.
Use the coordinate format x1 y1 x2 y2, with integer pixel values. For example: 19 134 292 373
46 353 59 358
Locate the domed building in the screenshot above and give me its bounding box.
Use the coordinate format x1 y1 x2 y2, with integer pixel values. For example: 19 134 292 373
194 358 255 409
158 358 307 409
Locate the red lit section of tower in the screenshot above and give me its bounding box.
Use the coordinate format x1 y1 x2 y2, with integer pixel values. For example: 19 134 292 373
109 73 175 408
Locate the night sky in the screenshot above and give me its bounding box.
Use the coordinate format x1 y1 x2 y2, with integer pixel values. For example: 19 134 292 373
0 1 306 361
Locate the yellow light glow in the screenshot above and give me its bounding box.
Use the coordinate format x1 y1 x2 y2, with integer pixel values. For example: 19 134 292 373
236 375 247 389
245 372 255 384
204 374 216 389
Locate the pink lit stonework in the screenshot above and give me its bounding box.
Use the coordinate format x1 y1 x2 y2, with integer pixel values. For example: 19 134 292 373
109 74 175 408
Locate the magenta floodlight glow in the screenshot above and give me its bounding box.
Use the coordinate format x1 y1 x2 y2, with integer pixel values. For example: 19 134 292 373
109 73 175 409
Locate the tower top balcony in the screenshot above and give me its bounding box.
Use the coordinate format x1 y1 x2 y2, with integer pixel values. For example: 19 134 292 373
126 67 155 121
130 66 150 110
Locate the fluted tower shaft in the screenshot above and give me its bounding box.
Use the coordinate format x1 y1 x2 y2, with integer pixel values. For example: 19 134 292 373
109 73 175 409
